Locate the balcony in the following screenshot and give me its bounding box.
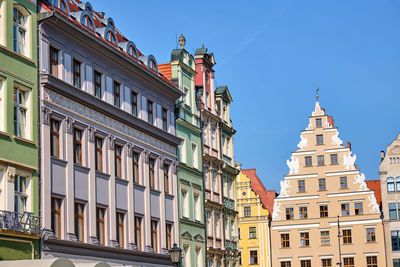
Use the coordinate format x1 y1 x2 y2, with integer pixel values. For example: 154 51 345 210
223 197 235 210
0 211 40 235
225 240 238 251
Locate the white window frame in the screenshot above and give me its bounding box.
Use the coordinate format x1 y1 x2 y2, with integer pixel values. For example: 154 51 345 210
192 143 197 169
0 0 5 46
181 189 189 218
13 5 30 57
0 77 5 132
14 171 31 213
211 128 216 148
14 84 31 140
194 193 200 221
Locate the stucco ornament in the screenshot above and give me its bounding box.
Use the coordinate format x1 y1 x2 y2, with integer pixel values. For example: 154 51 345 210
297 133 308 149
306 120 312 130
353 173 368 191
279 180 291 197
331 132 343 146
367 194 380 214
287 156 300 175
343 152 356 170
312 101 324 116
6 166 16 183
272 202 281 221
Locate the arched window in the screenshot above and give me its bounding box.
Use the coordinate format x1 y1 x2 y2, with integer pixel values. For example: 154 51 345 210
106 31 117 46
390 157 393 164
128 45 138 59
55 0 68 15
82 15 94 31
149 59 157 71
388 177 395 192
397 177 400 191
13 7 27 55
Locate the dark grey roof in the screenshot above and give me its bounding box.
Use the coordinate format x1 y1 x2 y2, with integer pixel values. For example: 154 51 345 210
215 86 228 95
195 47 208 55
171 49 183 61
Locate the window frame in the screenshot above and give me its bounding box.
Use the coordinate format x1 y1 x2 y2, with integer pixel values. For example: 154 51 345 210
116 212 125 248
249 250 258 265
342 229 352 244
166 223 172 250
298 180 305 192
319 178 326 191
320 230 330 246
340 177 348 189
51 197 62 238
305 156 312 167
299 206 308 219
50 46 59 77
96 206 105 245
13 7 27 56
135 216 142 250
73 127 83 165
249 226 257 239
330 153 338 165
285 207 294 220
162 108 168 131
341 203 350 216
94 70 102 99
14 175 27 213
95 136 103 172
300 232 310 247
50 118 60 158
14 85 29 139
244 206 251 217
133 151 139 184
151 220 158 252
74 202 85 242
73 59 81 88
149 158 155 189
131 91 138 117
316 134 324 145
320 205 328 218
281 233 290 248
114 144 122 178
147 100 153 124
355 202 363 215
366 227 376 243
164 164 169 194
113 81 121 108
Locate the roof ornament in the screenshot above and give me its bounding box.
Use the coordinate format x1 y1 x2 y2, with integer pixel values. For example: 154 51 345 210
316 87 320 101
179 34 186 49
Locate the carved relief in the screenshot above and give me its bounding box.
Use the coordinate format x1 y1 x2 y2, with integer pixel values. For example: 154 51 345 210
41 106 51 125
6 166 16 183
287 156 300 175
389 145 400 155
108 135 115 150
143 149 150 163
311 101 324 116
353 173 368 191
343 152 356 170
279 180 291 197
367 194 380 214
297 133 308 149
87 126 95 143
272 202 281 221
331 132 343 146
64 117 74 134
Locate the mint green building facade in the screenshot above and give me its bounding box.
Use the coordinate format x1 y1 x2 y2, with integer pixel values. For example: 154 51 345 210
0 0 40 260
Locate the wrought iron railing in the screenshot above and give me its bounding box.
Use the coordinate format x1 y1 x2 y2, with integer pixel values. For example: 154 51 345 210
225 240 238 250
0 210 40 234
223 197 235 210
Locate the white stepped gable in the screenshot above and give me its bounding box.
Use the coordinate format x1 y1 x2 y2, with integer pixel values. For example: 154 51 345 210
297 133 308 149
279 180 291 197
343 151 356 170
331 131 343 146
287 155 300 175
367 194 380 214
312 101 325 116
353 173 368 191
272 202 282 220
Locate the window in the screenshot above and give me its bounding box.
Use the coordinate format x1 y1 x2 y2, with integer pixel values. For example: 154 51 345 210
299 207 308 219
366 228 376 243
131 91 137 116
13 8 26 55
14 175 27 213
82 15 94 31
151 220 158 252
73 59 81 88
14 86 28 138
330 154 338 165
51 197 62 238
397 177 400 191
249 227 256 239
320 231 330 246
322 259 332 267
55 0 68 14
393 230 400 251
343 229 352 244
166 223 172 250
147 100 153 124
96 207 105 245
162 108 168 131
205 91 210 109
215 214 220 238
211 128 216 148
181 190 188 218
281 233 290 248
164 164 169 194
316 134 323 145
135 216 142 250
115 144 122 178
192 144 198 169
343 257 354 267
319 178 326 190
113 81 120 107
281 262 291 267
75 202 85 241
298 180 305 192
116 212 124 248
194 194 200 221
73 128 83 165
300 260 311 267
50 47 59 77
355 202 363 215
94 71 102 99
390 203 397 220
212 171 218 193
317 155 324 166
286 208 294 220
149 158 155 189
128 45 138 59
388 177 395 192
195 248 201 267
50 119 60 158
133 152 139 184
366 256 377 267
244 206 251 217
106 30 117 46
316 118 322 127
300 232 309 247
206 212 211 236
95 137 103 172
394 259 400 267
340 177 348 189
305 156 312 167
341 203 350 216
149 59 157 71
250 250 258 265
320 205 328 217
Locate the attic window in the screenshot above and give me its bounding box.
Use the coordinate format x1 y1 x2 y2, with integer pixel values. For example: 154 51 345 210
128 45 138 59
149 59 157 72
106 30 117 46
82 15 94 31
55 0 68 15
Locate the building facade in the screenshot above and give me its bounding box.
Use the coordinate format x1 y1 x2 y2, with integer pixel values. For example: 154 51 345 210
271 101 386 267
38 0 181 265
159 36 206 267
379 133 400 267
237 169 275 267
0 0 40 260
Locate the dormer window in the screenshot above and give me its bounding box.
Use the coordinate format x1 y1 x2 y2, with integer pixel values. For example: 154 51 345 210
128 45 138 59
106 30 117 46
55 0 69 15
149 59 157 72
82 15 94 31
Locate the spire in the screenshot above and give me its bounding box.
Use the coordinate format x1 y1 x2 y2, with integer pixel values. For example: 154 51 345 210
316 87 319 101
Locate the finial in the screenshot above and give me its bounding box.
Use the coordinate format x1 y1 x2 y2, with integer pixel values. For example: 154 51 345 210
179 34 186 49
316 87 320 101
202 44 204 48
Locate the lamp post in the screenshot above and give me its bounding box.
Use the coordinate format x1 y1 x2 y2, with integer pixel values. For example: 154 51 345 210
337 216 342 267
169 243 182 267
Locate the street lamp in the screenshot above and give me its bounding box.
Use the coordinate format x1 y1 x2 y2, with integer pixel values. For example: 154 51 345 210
169 243 182 267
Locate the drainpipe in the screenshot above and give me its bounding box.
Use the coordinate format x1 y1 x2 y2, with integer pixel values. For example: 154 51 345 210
37 19 42 259
268 219 272 267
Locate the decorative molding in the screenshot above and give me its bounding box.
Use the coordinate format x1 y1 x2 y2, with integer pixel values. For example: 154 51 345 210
143 149 150 163
108 135 115 150
6 166 16 183
329 219 381 227
272 223 320 230
41 106 51 125
279 180 291 197
286 156 299 175
64 117 74 134
87 126 95 143
343 152 356 170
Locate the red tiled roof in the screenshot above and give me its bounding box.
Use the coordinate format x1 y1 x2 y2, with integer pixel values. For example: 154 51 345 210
366 180 382 208
242 169 276 214
158 63 172 80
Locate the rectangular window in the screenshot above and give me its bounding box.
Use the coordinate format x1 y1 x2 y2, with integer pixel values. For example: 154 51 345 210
74 202 85 242
147 100 153 124
194 194 200 221
166 223 172 250
316 118 322 127
95 137 103 172
299 207 308 219
164 164 169 194
305 156 312 167
115 144 122 178
244 206 251 217
96 207 105 245
133 152 139 184
317 155 325 166
211 128 216 148
343 229 352 244
343 257 354 267
113 81 120 107
14 86 28 138
331 154 338 165
300 260 311 267
116 212 124 248
73 59 81 88
320 205 328 217
149 158 155 189
340 177 348 189
341 203 350 216
50 46 58 77
322 259 332 267
250 250 258 265
131 91 137 116
298 180 305 192
14 175 27 213
286 208 294 220
50 119 60 158
281 233 290 248
366 256 377 267
281 262 291 267
181 190 189 218
366 228 376 243
94 71 102 99
212 171 218 193
192 144 198 169
316 134 323 145
51 197 62 238
151 220 158 252
394 259 400 267
392 230 400 251
355 202 363 215
319 178 326 190
249 227 256 239
135 216 142 250
320 231 330 246
300 232 310 247
73 128 83 165
13 9 26 55
390 203 397 220
162 108 168 131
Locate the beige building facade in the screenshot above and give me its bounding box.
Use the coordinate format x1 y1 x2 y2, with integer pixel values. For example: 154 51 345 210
271 101 385 267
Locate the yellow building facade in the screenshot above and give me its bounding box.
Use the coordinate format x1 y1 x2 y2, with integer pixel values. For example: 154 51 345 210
237 169 275 267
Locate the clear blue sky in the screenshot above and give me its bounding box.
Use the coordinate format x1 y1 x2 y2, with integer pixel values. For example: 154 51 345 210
95 0 400 191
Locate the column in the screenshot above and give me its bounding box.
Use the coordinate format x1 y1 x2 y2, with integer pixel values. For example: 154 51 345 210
87 127 97 244
107 135 118 247
143 149 152 252
127 144 136 250
159 157 167 253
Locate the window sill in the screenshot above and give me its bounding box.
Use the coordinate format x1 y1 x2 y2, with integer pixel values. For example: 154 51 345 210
74 163 90 171
0 44 36 66
297 191 306 193
95 170 110 177
0 131 10 138
318 189 327 192
14 136 36 146
115 176 129 184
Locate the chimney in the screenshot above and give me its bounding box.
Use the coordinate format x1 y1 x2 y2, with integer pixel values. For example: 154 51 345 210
328 116 335 127
347 142 351 149
381 151 385 162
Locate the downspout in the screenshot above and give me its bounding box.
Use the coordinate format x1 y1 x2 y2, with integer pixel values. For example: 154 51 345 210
268 217 272 267
37 16 42 259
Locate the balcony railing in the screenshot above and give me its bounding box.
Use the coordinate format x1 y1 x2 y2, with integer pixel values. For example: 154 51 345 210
225 240 238 251
0 211 40 234
223 197 235 210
